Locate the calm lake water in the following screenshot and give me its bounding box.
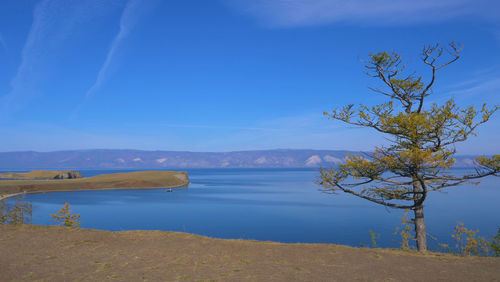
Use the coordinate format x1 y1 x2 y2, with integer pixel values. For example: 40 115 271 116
4 168 500 249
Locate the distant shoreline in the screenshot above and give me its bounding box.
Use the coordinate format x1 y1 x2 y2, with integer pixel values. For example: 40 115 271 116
0 183 187 201
0 170 189 201
0 149 483 169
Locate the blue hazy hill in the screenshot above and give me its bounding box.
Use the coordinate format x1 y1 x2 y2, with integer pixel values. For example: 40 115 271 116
0 149 481 169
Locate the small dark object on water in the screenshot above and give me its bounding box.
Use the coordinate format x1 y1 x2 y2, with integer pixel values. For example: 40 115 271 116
166 188 173 192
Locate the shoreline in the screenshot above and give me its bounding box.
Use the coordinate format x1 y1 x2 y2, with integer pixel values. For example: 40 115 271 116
0 183 188 201
0 192 25 201
0 170 189 201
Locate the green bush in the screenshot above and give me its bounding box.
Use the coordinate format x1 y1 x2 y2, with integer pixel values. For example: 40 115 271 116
0 196 32 225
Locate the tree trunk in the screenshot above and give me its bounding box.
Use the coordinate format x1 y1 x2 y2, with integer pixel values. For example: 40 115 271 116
413 205 427 251
412 177 427 252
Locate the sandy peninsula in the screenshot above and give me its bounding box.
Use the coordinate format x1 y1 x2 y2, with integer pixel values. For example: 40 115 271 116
0 170 83 180
0 170 189 200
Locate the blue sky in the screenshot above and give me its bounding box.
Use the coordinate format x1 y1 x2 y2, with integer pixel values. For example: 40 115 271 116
0 0 499 153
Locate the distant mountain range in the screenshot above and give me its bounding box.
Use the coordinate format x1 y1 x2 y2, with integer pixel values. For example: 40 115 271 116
0 149 481 169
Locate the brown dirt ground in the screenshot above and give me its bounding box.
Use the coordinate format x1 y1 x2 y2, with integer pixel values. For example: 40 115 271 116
0 225 499 281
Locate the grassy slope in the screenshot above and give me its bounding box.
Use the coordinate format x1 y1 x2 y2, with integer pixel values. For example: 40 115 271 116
0 225 498 281
0 170 79 180
0 171 189 197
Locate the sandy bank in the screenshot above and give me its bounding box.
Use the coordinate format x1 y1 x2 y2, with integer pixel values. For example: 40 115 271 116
0 170 189 200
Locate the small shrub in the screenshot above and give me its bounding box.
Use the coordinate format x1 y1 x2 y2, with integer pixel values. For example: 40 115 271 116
452 222 490 256
393 209 414 250
436 243 451 253
369 230 380 247
0 196 32 225
51 203 81 228
490 227 500 257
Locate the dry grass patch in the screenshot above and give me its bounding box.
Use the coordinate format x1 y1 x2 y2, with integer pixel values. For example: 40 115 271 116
0 225 499 281
0 170 189 198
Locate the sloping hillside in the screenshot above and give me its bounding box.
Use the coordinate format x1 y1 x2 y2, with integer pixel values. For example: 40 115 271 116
0 225 499 281
0 149 481 169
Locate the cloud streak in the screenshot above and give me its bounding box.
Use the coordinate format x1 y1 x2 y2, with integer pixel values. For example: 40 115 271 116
444 77 500 103
224 0 498 27
0 0 122 118
73 0 156 117
196 112 386 152
82 0 140 100
425 67 500 106
0 0 52 116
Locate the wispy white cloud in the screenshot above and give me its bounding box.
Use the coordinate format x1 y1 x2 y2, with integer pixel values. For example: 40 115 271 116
429 68 500 106
0 0 122 118
186 112 384 152
223 0 498 27
0 0 52 117
73 0 157 117
444 77 500 104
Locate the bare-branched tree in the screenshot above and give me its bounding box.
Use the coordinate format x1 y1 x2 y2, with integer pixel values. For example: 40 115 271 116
320 42 499 252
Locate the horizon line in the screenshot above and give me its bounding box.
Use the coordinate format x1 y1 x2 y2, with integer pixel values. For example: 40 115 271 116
0 148 482 156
